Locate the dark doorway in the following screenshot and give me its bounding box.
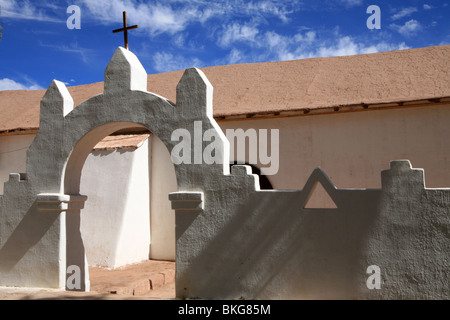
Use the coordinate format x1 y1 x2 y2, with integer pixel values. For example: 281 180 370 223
230 162 273 189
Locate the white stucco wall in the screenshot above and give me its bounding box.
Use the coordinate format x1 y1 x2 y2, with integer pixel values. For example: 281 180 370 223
80 138 151 269
149 135 177 261
0 134 35 194
219 104 450 199
79 133 177 267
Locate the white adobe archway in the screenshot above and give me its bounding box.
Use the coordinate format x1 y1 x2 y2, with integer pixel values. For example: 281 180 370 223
0 47 230 291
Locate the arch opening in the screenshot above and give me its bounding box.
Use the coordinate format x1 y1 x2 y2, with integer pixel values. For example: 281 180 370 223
63 122 177 296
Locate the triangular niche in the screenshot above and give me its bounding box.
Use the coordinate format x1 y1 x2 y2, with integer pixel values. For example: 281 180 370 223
304 181 338 209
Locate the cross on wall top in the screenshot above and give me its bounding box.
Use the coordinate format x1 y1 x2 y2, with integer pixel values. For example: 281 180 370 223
112 11 138 50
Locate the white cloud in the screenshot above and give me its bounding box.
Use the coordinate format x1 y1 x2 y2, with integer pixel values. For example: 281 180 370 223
294 31 316 43
339 0 363 7
265 31 284 48
0 78 43 91
265 32 409 62
294 38 409 60
423 4 433 10
245 0 294 22
173 33 186 48
226 48 244 65
391 7 418 21
81 0 193 35
217 27 318 63
391 19 423 37
77 0 301 58
317 36 359 57
0 0 63 22
152 52 203 73
359 41 410 54
216 25 410 66
39 42 95 63
218 23 260 47
80 0 297 36
262 30 315 57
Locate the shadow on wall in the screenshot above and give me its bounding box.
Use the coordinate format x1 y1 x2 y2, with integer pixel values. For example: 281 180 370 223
176 161 450 299
0 201 59 272
177 166 381 299
0 198 63 288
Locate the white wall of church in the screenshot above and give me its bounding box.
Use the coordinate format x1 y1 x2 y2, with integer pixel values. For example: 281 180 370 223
79 134 177 267
149 135 177 261
218 104 450 202
80 138 151 269
0 134 35 194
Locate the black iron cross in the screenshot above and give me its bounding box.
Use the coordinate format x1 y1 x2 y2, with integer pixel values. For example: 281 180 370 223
112 11 138 50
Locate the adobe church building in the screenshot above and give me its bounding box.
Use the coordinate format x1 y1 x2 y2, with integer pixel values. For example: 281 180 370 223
0 44 449 299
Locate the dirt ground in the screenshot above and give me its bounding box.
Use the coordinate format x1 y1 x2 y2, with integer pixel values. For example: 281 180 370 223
0 260 176 300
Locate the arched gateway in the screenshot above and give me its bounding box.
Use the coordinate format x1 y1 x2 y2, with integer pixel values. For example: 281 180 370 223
0 47 230 292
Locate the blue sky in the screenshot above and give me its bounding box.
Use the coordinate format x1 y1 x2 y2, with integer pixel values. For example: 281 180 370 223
0 0 449 91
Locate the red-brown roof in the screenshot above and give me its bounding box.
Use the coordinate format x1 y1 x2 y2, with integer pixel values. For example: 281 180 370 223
1 45 449 134
92 134 150 151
